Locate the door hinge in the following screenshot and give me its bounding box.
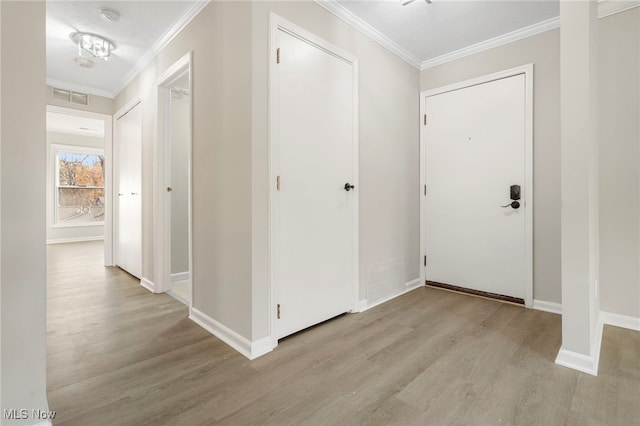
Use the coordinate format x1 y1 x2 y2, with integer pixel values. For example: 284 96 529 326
276 176 281 191
424 185 426 196
423 114 427 125
277 304 281 319
276 48 281 64
424 255 427 267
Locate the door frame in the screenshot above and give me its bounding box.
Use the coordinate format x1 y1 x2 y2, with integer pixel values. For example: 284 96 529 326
46 105 113 263
154 52 193 306
114 96 142 278
419 64 534 307
268 13 360 347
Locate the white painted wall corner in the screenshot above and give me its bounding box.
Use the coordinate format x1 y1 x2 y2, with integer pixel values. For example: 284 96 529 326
190 308 274 360
555 314 603 376
140 277 157 293
532 299 562 315
358 277 423 313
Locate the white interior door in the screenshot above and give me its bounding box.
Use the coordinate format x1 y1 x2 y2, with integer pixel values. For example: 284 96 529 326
115 102 142 279
424 74 528 301
273 23 357 339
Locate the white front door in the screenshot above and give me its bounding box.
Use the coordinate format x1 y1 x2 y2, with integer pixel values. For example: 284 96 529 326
115 102 142 279
273 20 357 339
423 73 530 302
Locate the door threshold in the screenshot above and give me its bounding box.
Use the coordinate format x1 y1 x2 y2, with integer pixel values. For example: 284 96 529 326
426 281 524 306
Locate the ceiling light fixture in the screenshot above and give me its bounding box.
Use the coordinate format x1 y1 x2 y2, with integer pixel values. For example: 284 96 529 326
74 57 95 68
71 32 117 61
401 0 432 5
99 8 120 23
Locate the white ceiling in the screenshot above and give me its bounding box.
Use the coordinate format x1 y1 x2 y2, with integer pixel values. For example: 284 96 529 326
46 0 636 100
335 0 559 64
46 1 206 98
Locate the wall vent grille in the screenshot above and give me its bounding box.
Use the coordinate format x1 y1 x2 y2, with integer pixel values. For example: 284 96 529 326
52 87 89 106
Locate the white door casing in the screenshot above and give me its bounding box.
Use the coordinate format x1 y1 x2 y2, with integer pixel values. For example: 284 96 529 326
155 52 193 301
114 99 142 279
419 65 533 306
270 14 359 342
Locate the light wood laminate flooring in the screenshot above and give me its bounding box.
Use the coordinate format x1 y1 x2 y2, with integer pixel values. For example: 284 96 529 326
47 241 640 425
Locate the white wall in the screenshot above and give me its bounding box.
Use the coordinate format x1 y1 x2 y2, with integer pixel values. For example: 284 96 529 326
420 7 640 317
46 132 105 243
420 29 562 304
0 1 49 423
46 85 114 116
170 88 190 276
599 7 640 319
115 0 419 342
115 1 254 337
250 1 419 339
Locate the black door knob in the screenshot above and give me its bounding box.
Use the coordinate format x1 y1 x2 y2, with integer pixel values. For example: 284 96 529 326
344 183 355 192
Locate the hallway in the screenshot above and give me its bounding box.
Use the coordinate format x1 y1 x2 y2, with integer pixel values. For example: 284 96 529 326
47 242 640 425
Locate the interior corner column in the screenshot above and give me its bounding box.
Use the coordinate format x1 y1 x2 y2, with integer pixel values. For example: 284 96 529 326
556 0 601 375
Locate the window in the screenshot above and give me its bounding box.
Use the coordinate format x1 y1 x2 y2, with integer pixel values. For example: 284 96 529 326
52 145 105 226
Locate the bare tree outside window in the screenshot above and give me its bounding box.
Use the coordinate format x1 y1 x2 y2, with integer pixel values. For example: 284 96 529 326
56 151 105 223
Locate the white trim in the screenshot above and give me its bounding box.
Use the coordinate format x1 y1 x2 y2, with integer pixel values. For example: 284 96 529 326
420 64 535 307
47 78 115 99
251 336 275 359
312 1 637 73
269 14 360 346
420 18 559 70
171 272 190 282
555 315 603 376
190 308 275 360
598 0 640 19
116 2 208 98
312 0 421 69
355 299 368 313
32 420 53 426
140 277 156 293
358 278 423 313
114 96 141 121
601 311 640 331
533 299 562 315
154 52 193 303
46 236 103 245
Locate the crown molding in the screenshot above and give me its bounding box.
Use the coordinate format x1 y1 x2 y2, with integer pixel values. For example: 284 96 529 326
115 0 210 98
313 0 422 69
420 17 560 70
598 0 640 19
47 78 116 99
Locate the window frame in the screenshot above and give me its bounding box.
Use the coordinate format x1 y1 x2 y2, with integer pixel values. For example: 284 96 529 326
51 143 106 228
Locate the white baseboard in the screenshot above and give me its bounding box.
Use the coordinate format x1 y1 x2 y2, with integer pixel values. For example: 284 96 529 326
251 336 275 358
33 420 53 426
171 271 190 282
555 314 603 376
358 277 423 313
533 299 562 315
140 277 156 293
46 236 104 244
354 299 368 313
601 311 640 331
189 307 274 360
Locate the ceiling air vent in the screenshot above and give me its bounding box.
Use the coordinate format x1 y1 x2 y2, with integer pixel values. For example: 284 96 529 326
51 87 89 106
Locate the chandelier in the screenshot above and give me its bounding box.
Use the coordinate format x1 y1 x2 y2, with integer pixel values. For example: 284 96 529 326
71 32 117 61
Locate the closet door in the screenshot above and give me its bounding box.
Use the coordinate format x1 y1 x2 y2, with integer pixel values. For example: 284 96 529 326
115 102 142 279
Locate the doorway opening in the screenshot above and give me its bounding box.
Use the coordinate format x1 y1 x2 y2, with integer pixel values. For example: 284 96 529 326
156 53 193 307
